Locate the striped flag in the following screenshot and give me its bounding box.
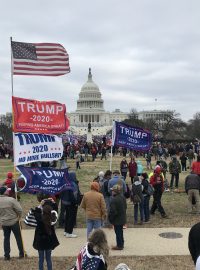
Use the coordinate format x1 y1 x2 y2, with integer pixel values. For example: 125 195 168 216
11 41 70 76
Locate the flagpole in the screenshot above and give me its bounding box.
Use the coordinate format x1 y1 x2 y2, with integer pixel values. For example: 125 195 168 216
109 121 115 171
109 145 113 171
10 37 14 96
10 37 27 257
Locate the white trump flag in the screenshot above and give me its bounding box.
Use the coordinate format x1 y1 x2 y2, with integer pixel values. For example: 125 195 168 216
14 133 63 166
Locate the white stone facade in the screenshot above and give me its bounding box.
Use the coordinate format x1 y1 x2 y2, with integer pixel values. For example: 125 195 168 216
68 69 128 135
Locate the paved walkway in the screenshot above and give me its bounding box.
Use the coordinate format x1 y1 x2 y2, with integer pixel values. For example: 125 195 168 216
0 227 190 257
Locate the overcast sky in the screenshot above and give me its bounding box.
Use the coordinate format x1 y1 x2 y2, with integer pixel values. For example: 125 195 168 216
1 0 200 121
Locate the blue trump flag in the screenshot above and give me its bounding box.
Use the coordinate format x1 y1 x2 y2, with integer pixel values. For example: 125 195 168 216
17 166 73 195
112 121 152 151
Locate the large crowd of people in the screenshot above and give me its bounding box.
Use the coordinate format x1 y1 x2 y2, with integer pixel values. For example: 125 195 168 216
1 139 200 269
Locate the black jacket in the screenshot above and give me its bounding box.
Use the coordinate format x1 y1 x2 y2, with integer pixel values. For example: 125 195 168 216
33 207 59 251
189 222 200 264
185 174 200 194
108 194 127 225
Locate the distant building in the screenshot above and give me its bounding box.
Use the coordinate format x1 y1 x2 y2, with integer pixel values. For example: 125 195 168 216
138 110 173 128
68 69 128 135
138 110 172 121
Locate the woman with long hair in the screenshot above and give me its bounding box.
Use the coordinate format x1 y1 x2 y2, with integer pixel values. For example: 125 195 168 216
33 203 59 270
71 229 109 270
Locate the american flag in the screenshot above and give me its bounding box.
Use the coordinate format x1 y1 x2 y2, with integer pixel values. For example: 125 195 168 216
75 244 103 270
11 41 70 76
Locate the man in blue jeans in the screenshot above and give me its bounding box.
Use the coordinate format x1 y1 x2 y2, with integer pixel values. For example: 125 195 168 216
108 184 127 250
0 186 25 260
81 182 106 238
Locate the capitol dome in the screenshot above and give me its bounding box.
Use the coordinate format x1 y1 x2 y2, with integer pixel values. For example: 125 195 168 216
68 68 128 135
81 68 100 93
76 68 104 112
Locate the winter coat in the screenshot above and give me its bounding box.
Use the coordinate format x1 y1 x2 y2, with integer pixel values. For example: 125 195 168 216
142 179 150 196
81 190 106 220
192 161 200 175
180 155 187 164
33 207 59 251
150 173 164 192
0 195 22 226
131 180 143 201
120 160 128 173
108 176 127 195
128 161 137 177
185 174 200 194
189 222 200 264
169 160 181 174
136 161 143 175
108 194 127 225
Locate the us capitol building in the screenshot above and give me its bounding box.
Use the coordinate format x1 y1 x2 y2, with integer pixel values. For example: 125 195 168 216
68 68 128 135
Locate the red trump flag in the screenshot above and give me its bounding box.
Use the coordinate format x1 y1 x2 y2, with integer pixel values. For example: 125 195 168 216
12 96 69 134
11 41 70 76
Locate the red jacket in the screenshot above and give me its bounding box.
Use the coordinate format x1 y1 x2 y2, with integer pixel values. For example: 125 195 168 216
150 173 164 192
128 161 137 177
4 179 15 198
191 161 200 175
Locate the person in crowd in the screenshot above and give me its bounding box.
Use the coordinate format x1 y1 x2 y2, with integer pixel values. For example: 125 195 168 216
122 148 127 157
91 144 97 162
185 172 200 214
98 171 105 189
158 157 168 180
59 153 67 169
60 172 81 238
75 151 81 170
128 156 137 184
0 186 25 260
81 182 106 238
101 144 107 160
120 157 128 180
84 142 89 162
101 170 112 227
136 160 143 176
192 156 200 177
189 222 200 268
70 229 109 270
180 152 188 172
3 172 16 198
141 172 151 223
131 176 144 225
145 151 152 170
108 170 127 195
150 167 167 218
32 202 59 270
109 184 127 250
156 159 169 191
169 156 181 190
188 148 195 169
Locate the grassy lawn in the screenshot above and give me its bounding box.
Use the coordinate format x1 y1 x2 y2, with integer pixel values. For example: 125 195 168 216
0 155 199 228
0 156 198 269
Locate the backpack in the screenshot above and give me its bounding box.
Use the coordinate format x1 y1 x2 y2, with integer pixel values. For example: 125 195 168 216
131 183 142 204
147 184 154 196
132 194 141 204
